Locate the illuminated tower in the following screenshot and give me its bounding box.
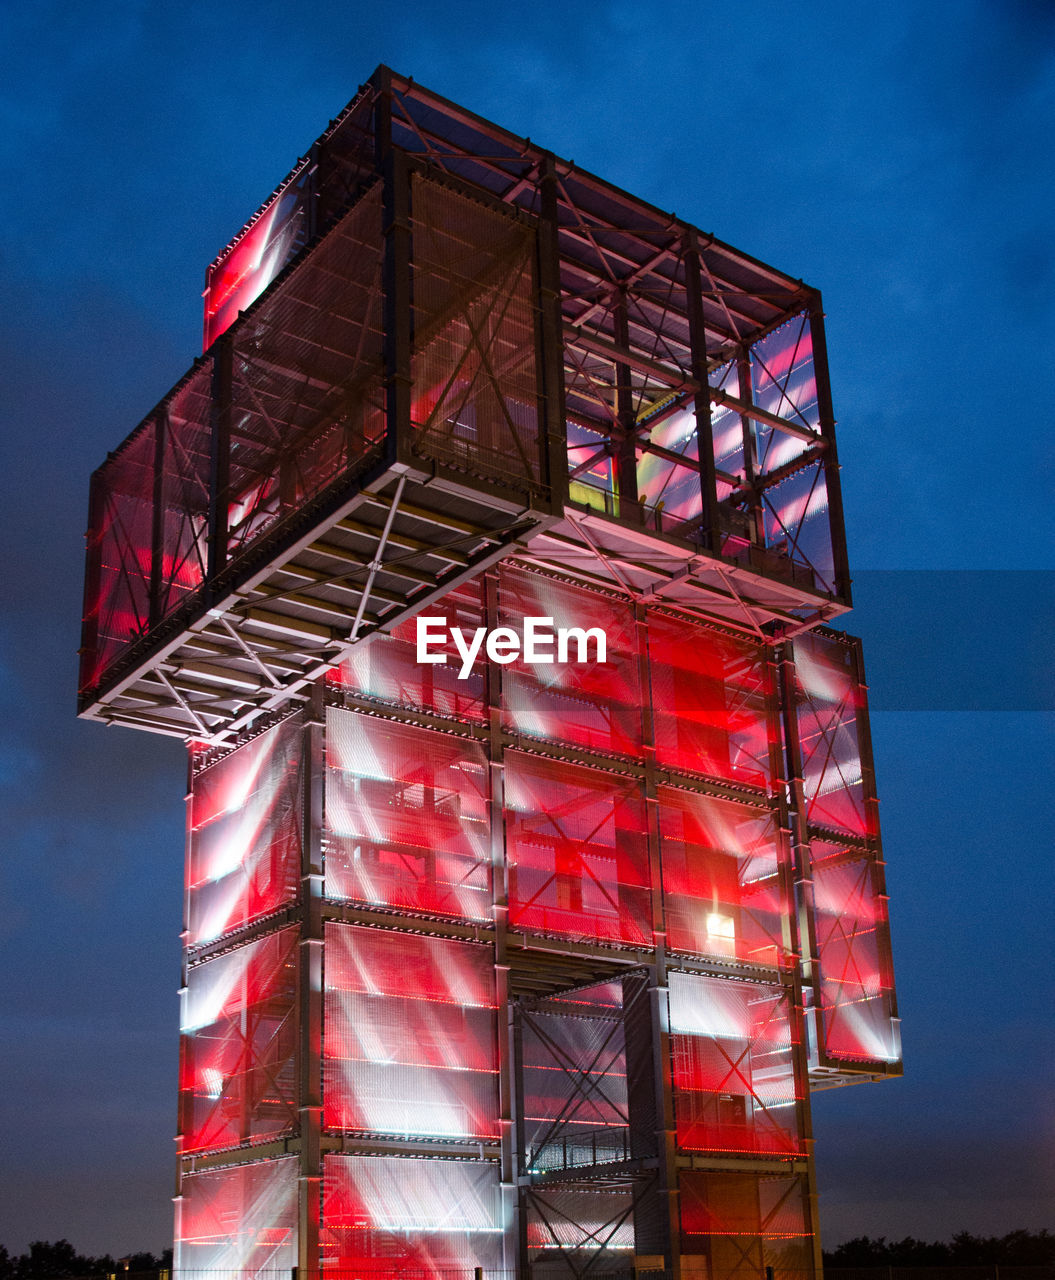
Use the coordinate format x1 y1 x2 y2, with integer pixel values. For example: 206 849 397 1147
79 67 901 1280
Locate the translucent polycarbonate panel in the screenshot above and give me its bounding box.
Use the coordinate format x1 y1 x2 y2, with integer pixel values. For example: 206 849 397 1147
174 1156 297 1276
80 422 155 691
526 1185 635 1268
711 361 745 487
667 972 803 1158
520 982 629 1169
178 927 298 1153
680 1169 814 1280
186 716 303 947
325 709 491 921
505 752 651 945
567 416 616 513
636 447 703 529
761 461 835 594
324 924 498 1140
320 1153 503 1275
203 169 310 348
499 566 642 757
750 313 820 438
810 843 899 1066
410 174 542 488
792 631 871 837
331 578 486 723
648 611 773 790
223 185 386 565
658 788 786 966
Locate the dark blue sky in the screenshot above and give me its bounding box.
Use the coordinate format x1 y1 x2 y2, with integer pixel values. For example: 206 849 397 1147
1 0 1053 1257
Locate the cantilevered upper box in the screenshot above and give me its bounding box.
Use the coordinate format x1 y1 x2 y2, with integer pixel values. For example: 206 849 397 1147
79 66 851 746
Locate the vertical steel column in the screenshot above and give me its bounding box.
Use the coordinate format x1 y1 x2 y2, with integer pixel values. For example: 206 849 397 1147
806 296 852 602
484 571 520 1275
536 154 569 513
298 691 325 1274
613 291 641 523
79 466 106 689
735 349 765 547
634 603 681 1276
682 233 723 556
207 334 232 588
376 73 412 472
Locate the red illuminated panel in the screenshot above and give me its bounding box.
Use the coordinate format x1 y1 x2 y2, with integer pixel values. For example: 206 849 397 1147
187 717 303 947
649 611 772 791
810 842 899 1066
324 924 498 1140
178 928 298 1154
658 787 787 966
504 752 651 946
332 578 487 723
204 179 308 349
324 709 491 921
792 631 871 837
174 1156 297 1274
679 1169 814 1280
500 565 643 756
320 1154 502 1276
668 972 803 1158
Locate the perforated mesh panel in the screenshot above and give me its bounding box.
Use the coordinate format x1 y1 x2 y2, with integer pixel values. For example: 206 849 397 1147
504 751 651 945
410 174 541 488
325 708 492 921
321 1153 503 1275
332 578 487 723
179 927 298 1154
679 1169 814 1280
667 972 803 1158
649 611 773 790
526 1185 635 1273
810 842 898 1065
792 631 871 837
81 424 155 690
174 1156 297 1275
658 787 786 965
499 566 642 756
520 982 629 1169
324 924 498 1140
187 717 303 946
223 185 386 566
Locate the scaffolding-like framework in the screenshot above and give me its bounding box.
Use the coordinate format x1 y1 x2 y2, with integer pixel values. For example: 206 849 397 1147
80 67 900 1280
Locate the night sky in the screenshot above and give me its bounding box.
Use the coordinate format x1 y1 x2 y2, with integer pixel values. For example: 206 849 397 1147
2 0 1053 1258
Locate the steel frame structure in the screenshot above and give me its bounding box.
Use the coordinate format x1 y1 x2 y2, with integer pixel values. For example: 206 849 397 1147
80 67 901 1280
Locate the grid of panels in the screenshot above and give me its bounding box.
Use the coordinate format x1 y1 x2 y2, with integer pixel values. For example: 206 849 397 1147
324 923 499 1141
